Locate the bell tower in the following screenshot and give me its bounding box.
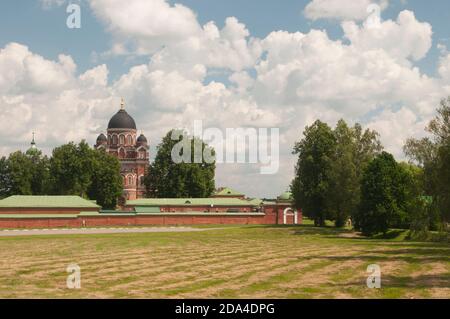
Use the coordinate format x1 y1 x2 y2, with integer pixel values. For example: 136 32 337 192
95 99 149 200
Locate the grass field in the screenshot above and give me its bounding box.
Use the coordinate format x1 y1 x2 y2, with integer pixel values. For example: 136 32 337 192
0 224 449 298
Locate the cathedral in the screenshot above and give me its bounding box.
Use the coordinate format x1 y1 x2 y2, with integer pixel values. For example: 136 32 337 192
95 99 149 200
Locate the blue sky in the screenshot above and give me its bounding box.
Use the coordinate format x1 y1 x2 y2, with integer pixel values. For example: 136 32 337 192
1 0 450 197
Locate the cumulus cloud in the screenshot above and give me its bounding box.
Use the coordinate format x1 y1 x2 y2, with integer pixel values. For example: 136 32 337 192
90 0 261 72
89 0 201 54
304 0 389 21
0 43 112 154
438 53 450 82
342 10 432 61
366 108 429 158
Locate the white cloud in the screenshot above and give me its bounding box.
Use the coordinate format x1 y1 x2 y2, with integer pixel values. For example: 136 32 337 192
0 43 76 95
342 10 432 61
304 0 389 21
438 52 450 82
89 0 261 72
2 1 450 197
366 108 429 158
89 0 201 54
0 43 112 154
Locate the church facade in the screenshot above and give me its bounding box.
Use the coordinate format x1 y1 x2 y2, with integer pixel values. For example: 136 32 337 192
95 99 149 200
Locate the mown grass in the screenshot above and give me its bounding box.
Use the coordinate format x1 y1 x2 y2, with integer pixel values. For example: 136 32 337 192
0 224 448 298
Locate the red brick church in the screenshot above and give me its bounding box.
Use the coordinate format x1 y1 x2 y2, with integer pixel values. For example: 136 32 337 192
95 99 149 200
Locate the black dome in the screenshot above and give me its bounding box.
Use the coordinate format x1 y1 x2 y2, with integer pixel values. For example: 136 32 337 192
108 109 136 129
137 134 147 143
97 133 107 142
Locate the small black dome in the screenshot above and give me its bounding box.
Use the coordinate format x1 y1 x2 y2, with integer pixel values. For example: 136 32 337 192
137 134 147 143
108 109 136 129
97 133 107 142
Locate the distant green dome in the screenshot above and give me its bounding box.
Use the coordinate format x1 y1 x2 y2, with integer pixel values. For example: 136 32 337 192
26 132 40 155
278 191 292 201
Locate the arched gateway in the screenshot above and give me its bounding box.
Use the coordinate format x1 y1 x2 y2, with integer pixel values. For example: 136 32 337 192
283 207 298 225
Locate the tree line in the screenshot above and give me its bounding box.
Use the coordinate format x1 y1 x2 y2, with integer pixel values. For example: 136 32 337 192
291 97 450 237
0 141 123 209
0 130 217 208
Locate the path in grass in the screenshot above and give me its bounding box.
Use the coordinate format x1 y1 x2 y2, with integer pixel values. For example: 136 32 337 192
0 225 448 298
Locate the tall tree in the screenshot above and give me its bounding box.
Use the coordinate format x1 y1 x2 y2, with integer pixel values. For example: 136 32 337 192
145 130 216 198
87 149 123 209
1 150 51 197
7 151 34 195
0 157 12 198
353 123 383 179
355 152 412 236
26 148 51 195
404 96 450 227
291 120 336 226
49 141 94 196
328 120 382 227
327 120 359 227
292 119 382 227
49 141 123 208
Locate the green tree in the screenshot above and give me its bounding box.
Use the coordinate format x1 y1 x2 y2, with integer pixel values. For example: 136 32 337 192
7 151 34 195
291 120 336 226
355 152 412 236
1 149 51 197
49 141 94 196
49 141 123 208
26 148 51 195
292 119 382 228
145 129 215 198
0 157 12 198
327 120 359 227
404 97 450 228
87 149 123 209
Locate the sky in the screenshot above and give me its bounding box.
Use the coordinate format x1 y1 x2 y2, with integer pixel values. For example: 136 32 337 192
1 0 450 198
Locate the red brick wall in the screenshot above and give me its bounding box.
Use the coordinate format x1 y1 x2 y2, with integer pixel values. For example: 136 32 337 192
0 218 80 228
0 213 289 229
0 206 302 229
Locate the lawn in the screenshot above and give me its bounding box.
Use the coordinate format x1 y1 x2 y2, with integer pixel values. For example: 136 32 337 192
0 224 448 298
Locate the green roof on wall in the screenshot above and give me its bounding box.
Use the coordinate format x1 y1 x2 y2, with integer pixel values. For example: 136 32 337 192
0 196 100 208
213 187 244 196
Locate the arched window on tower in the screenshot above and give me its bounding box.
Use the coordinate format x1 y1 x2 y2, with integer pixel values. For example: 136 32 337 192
128 175 133 186
119 135 125 145
127 135 132 145
119 148 125 159
112 135 118 145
